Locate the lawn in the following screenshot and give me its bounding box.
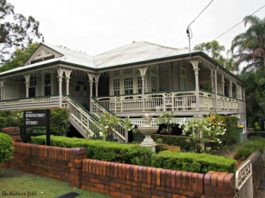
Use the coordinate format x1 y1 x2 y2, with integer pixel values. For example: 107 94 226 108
0 168 109 198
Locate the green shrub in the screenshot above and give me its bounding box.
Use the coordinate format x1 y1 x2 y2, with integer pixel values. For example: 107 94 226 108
0 110 22 129
152 134 199 151
223 116 239 145
0 133 13 163
31 135 153 165
50 109 69 135
183 114 226 152
151 151 236 173
234 138 265 160
132 129 145 143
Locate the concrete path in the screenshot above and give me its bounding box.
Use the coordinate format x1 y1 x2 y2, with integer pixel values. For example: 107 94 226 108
257 174 265 198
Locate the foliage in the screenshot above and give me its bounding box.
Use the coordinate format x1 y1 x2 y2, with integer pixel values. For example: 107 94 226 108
231 15 265 72
50 109 70 136
131 129 145 143
32 135 236 173
0 43 38 72
194 40 235 71
0 110 23 129
156 112 174 125
151 151 236 173
222 116 239 145
194 40 225 62
183 114 226 152
31 135 153 166
156 112 173 134
0 132 13 163
152 134 193 150
234 138 265 160
121 118 135 132
156 112 183 135
0 0 43 63
98 112 120 139
240 69 265 128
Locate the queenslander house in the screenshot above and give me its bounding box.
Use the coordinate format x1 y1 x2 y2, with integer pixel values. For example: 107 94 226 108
0 41 246 142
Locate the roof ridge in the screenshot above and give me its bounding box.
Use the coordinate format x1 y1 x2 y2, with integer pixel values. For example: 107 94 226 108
94 42 140 57
141 41 182 51
43 43 92 57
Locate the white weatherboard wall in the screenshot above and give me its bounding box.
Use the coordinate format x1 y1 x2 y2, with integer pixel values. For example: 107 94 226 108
3 79 25 100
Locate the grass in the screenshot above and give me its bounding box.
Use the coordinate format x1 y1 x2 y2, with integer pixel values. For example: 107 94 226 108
0 168 109 198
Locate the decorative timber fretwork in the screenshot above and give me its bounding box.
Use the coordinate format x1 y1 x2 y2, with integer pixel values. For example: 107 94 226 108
25 44 63 65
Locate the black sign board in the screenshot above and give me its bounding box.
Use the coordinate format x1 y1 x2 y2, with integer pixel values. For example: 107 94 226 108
23 110 50 145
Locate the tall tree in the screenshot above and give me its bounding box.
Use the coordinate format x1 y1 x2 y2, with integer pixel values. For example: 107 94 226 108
231 15 265 72
194 40 225 61
0 0 43 64
240 69 265 129
0 43 38 72
194 40 234 70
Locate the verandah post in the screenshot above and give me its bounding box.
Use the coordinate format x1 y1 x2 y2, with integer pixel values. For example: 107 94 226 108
87 73 95 113
191 60 200 111
64 69 72 96
57 68 64 107
139 67 148 112
24 74 30 98
0 80 4 100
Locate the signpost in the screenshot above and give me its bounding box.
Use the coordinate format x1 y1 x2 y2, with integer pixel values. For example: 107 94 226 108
23 110 50 145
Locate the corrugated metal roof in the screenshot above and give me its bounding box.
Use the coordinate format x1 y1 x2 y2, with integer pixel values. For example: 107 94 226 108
94 41 192 68
43 43 96 67
0 57 61 76
0 41 195 76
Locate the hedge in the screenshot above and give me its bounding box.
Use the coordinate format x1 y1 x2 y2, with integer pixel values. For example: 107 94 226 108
152 134 193 150
151 151 236 173
234 138 265 160
31 135 153 166
0 132 13 163
32 135 236 173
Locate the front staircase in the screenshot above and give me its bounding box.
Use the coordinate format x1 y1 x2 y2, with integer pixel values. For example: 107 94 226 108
63 96 128 143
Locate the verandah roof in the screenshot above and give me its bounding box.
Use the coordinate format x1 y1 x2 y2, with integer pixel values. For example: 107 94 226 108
0 41 195 76
0 41 242 85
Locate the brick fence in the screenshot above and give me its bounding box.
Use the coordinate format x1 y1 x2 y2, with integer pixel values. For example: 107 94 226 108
4 142 236 198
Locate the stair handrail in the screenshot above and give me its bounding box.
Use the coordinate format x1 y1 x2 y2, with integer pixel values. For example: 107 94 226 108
91 97 127 142
64 96 100 137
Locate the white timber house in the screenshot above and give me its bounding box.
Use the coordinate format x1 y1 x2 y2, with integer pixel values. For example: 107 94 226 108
0 41 246 142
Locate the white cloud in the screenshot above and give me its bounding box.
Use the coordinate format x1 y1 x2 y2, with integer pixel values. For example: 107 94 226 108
8 0 265 55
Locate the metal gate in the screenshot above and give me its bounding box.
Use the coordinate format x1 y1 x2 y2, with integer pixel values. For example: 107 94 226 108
235 160 253 198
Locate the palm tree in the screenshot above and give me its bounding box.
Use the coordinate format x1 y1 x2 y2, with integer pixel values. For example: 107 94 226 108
231 15 265 72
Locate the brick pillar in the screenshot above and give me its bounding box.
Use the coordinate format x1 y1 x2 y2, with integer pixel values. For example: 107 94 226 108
204 171 236 198
69 148 87 187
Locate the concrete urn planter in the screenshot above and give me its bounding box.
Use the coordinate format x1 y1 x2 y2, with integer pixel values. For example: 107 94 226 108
138 114 158 152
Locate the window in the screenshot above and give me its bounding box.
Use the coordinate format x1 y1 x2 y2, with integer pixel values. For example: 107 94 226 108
44 73 51 96
179 67 187 91
151 76 157 92
137 76 142 94
29 75 37 97
124 77 133 95
113 79 120 96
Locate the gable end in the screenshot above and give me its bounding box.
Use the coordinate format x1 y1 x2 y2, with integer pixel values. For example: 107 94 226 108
25 44 63 65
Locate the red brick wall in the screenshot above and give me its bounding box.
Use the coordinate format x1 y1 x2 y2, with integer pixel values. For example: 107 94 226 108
81 159 204 198
8 142 86 181
2 127 21 142
6 142 236 198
